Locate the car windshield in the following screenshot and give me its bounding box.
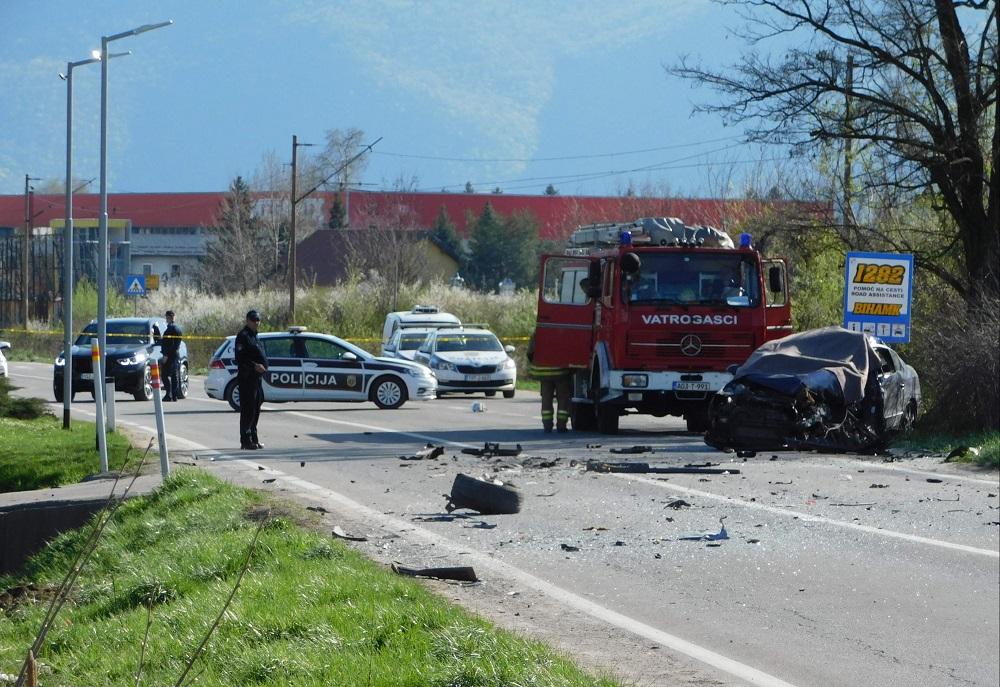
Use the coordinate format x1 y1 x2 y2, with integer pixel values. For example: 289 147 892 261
74 322 150 346
627 253 760 307
399 332 430 350
435 333 502 352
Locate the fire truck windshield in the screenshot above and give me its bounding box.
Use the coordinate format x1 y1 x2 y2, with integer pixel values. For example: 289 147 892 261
627 253 760 307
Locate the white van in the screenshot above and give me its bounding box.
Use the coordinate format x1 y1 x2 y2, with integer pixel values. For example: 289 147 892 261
380 305 461 355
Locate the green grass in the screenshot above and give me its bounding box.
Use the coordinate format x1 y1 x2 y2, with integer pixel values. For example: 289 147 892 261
898 430 1000 469
516 378 540 392
0 416 133 492
0 470 620 687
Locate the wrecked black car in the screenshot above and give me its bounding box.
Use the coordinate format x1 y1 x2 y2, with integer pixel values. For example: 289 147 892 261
705 327 920 454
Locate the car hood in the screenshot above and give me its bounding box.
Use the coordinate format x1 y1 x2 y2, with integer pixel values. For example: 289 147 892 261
65 344 151 358
394 350 419 361
435 351 509 366
730 326 874 404
371 356 431 373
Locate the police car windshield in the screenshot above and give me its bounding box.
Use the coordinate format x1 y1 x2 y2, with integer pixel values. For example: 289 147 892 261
435 334 502 352
628 253 760 307
399 333 429 350
75 322 149 346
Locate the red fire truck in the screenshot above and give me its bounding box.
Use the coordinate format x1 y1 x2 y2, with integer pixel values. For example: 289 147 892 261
532 217 793 433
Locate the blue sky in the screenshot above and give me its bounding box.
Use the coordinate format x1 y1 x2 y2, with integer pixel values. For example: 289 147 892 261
0 1 779 198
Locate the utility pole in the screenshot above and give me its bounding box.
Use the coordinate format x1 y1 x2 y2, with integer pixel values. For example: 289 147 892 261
288 134 315 323
843 53 855 228
22 175 40 327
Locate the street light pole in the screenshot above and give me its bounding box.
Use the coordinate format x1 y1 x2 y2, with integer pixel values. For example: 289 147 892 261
60 54 101 430
288 134 314 323
96 20 171 450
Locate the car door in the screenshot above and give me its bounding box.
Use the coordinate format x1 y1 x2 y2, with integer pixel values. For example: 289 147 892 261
533 255 595 367
874 346 904 428
261 336 304 401
299 336 367 401
412 332 435 367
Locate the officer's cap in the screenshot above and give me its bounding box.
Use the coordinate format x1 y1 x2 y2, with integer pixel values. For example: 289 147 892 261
246 309 262 321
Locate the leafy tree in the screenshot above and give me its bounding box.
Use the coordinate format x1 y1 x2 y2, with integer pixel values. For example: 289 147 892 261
199 176 273 293
328 194 347 229
430 205 462 257
544 184 559 195
464 181 475 194
670 0 998 307
465 204 539 291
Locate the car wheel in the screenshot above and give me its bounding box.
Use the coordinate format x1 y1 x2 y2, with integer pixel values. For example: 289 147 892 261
133 365 153 401
685 407 710 433
371 376 407 410
570 401 596 431
901 401 918 432
502 390 515 399
225 379 241 412
485 391 497 397
177 362 190 399
445 473 522 515
53 382 74 403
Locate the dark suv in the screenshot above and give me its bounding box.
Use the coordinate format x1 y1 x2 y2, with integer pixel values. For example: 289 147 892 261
53 317 189 401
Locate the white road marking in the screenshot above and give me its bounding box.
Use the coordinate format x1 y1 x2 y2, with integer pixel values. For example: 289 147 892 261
283 410 479 449
221 458 801 687
852 460 998 486
10 371 52 381
612 473 999 559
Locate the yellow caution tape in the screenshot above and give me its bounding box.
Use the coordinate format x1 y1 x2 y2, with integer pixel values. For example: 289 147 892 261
0 328 532 344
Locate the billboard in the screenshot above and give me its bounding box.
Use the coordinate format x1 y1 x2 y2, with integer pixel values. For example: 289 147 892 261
843 251 914 343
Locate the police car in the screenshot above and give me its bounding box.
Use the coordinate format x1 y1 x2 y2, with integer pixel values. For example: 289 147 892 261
413 327 517 398
205 327 437 411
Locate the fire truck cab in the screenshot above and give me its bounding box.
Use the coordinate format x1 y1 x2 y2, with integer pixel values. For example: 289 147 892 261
532 217 792 433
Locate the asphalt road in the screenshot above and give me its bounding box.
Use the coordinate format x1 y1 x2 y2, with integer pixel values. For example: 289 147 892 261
9 361 1000 687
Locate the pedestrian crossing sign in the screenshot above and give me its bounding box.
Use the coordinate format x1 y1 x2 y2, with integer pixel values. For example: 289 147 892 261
125 275 146 296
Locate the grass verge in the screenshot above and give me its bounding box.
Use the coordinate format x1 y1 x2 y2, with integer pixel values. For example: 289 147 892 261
0 415 133 492
0 469 620 686
898 430 1000 469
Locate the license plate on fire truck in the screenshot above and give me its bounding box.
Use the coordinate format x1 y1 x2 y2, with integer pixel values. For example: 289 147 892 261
673 381 710 391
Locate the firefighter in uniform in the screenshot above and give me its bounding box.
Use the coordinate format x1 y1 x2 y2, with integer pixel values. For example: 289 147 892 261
161 310 183 401
526 333 572 433
235 310 268 450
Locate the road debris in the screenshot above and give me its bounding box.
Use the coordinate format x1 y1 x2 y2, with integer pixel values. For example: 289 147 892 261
945 445 981 462
664 499 692 509
586 443 602 449
610 445 653 454
391 563 478 582
461 442 523 458
306 505 329 513
262 478 276 484
869 483 889 488
560 543 580 552
586 460 740 475
926 478 944 484
680 517 729 542
445 473 523 515
331 525 367 542
583 526 608 531
400 444 445 461
471 402 486 413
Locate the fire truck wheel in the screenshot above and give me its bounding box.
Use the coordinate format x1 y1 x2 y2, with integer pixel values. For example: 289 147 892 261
595 401 620 434
570 401 596 431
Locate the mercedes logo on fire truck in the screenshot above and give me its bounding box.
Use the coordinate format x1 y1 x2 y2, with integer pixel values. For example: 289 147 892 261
680 334 702 356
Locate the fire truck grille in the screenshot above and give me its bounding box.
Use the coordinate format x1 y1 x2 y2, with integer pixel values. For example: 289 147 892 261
627 331 755 363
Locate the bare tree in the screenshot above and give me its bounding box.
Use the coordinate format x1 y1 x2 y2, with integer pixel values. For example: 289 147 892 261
344 193 428 311
199 176 271 293
670 0 998 306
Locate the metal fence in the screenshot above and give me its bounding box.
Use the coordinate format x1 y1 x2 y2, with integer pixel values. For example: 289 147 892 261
0 236 102 327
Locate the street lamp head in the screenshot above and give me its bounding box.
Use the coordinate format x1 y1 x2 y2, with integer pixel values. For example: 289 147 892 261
91 49 102 60
134 20 173 35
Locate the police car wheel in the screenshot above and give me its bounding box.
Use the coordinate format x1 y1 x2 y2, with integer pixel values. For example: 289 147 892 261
225 380 241 412
371 376 407 410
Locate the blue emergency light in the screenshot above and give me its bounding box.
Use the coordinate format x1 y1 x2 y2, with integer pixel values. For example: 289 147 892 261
619 230 633 246
740 232 753 248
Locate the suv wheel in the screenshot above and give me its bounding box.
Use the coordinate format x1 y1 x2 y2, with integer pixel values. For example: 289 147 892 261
177 362 190 399
133 365 153 401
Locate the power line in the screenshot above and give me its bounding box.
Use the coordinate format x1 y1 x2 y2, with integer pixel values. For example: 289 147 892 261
373 135 744 163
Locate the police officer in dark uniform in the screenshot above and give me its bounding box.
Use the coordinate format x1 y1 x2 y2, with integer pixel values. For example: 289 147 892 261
161 310 183 401
235 310 268 449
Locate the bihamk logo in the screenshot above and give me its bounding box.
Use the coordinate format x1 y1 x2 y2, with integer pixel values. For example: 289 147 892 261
641 314 737 325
